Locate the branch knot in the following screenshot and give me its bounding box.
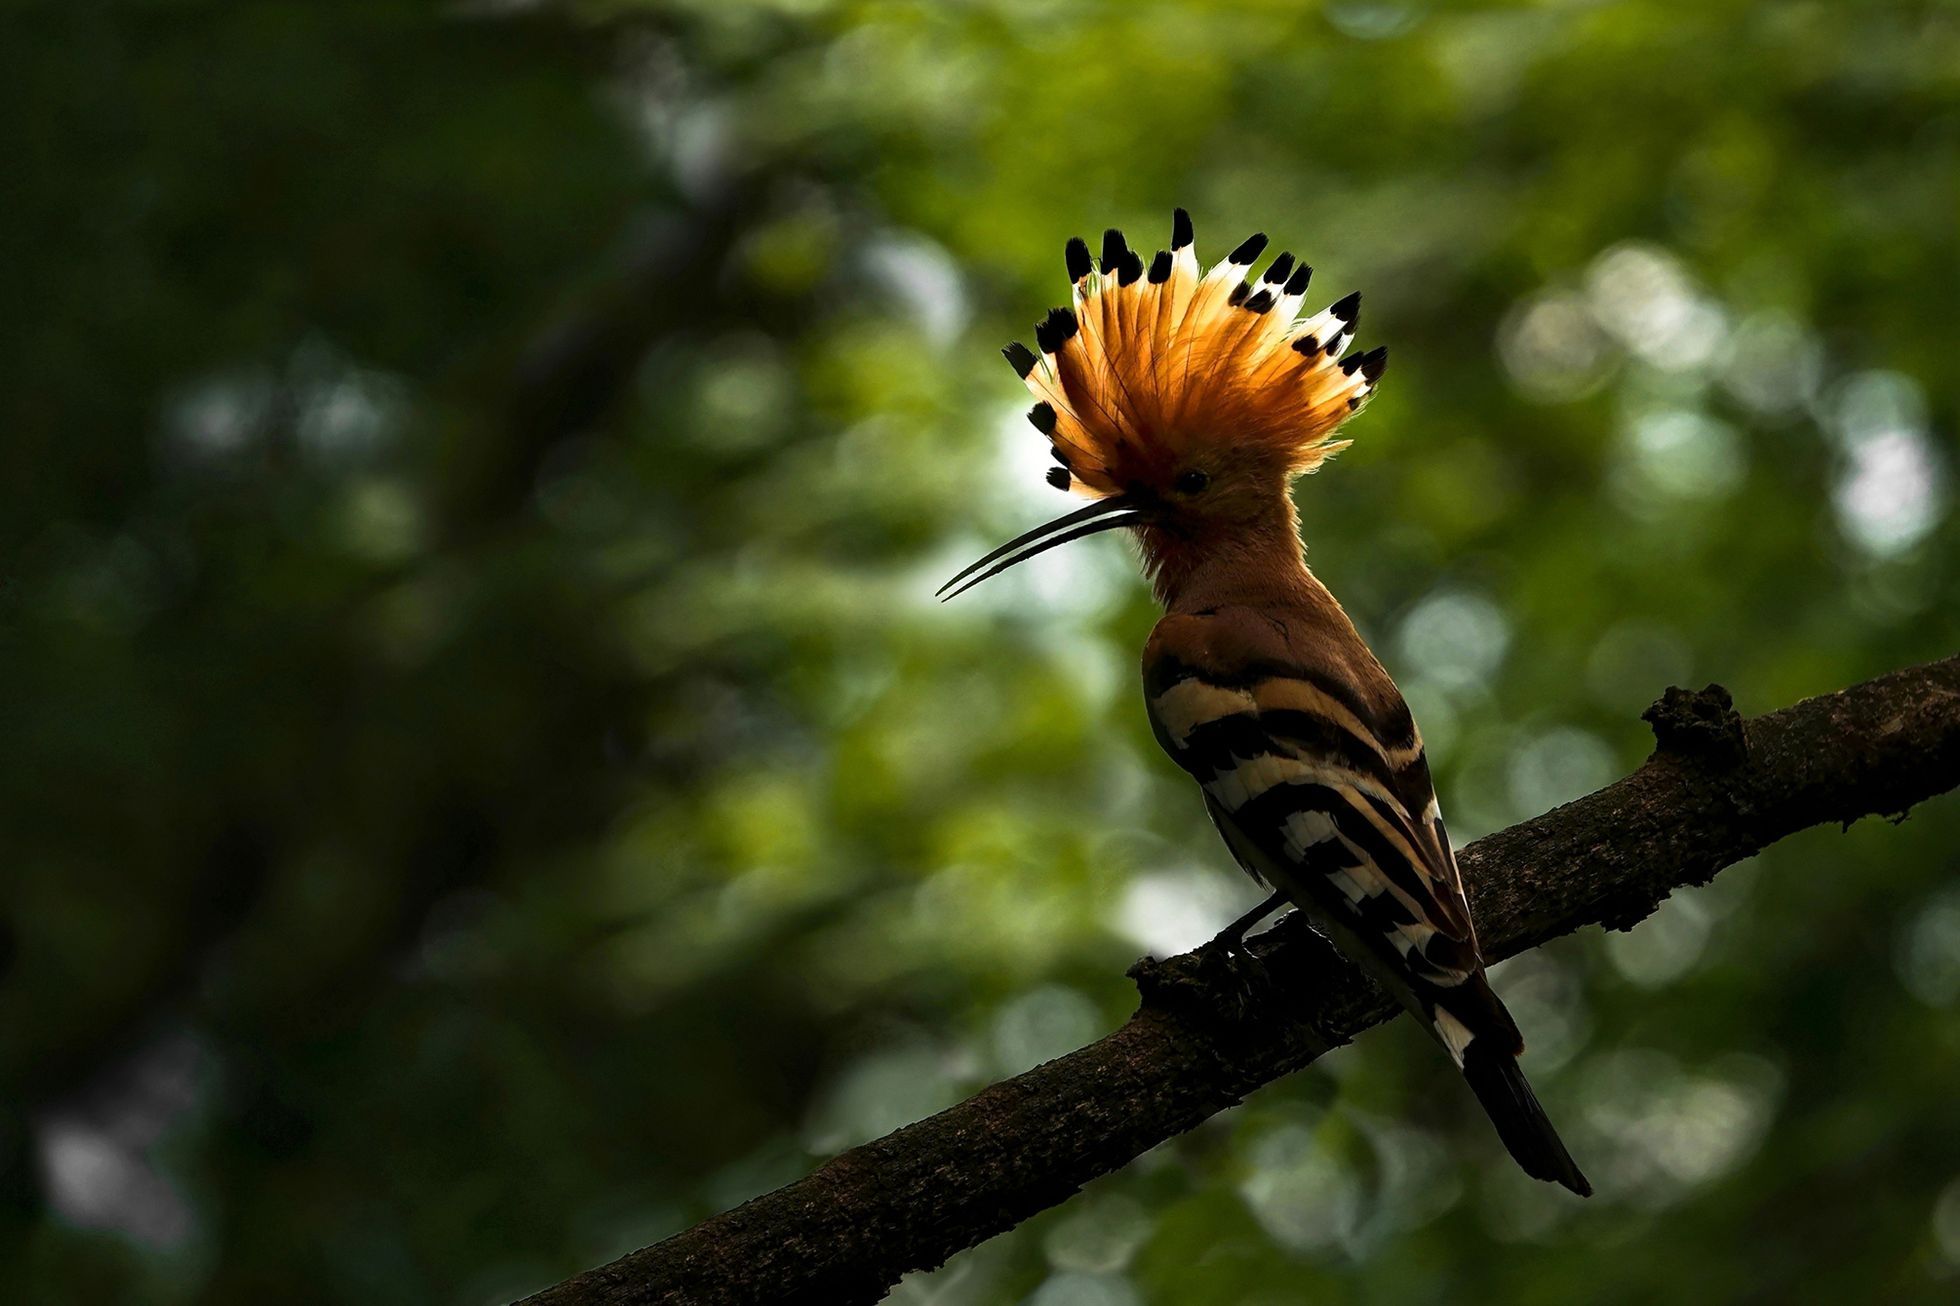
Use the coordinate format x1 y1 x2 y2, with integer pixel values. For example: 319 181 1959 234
1643 683 1747 766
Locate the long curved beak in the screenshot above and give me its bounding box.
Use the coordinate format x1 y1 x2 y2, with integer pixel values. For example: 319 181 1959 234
937 494 1148 601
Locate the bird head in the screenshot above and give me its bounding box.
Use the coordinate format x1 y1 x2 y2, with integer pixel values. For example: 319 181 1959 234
940 211 1386 601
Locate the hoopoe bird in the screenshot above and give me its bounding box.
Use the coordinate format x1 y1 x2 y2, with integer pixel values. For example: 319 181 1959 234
941 210 1591 1196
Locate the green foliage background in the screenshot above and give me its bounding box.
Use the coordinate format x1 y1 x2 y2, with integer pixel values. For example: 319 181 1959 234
4 2 1958 1302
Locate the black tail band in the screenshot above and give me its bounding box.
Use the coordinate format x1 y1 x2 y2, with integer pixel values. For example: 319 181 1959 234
1460 1041 1592 1197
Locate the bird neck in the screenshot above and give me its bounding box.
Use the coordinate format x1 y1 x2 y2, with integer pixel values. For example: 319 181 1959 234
1145 496 1324 614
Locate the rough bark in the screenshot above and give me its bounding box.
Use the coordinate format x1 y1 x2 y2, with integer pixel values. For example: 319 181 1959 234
518 655 1960 1306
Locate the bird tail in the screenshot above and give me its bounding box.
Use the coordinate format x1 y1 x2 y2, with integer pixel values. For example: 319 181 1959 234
1456 1028 1591 1197
1430 985 1591 1197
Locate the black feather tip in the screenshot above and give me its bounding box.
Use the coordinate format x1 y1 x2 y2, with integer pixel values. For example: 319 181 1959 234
1100 228 1131 274
1002 341 1037 379
1147 250 1172 284
1227 281 1251 307
1227 232 1268 265
1292 334 1320 355
1027 401 1057 434
1262 252 1295 285
1358 345 1388 381
1245 288 1275 313
1330 291 1361 324
1065 237 1092 283
1284 262 1314 296
1171 207 1193 250
1033 306 1078 355
1045 466 1072 490
1118 250 1144 285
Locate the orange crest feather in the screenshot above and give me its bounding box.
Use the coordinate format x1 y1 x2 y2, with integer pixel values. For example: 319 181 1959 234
1006 211 1386 497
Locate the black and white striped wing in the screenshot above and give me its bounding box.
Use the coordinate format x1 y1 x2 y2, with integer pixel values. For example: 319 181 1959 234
1145 659 1481 999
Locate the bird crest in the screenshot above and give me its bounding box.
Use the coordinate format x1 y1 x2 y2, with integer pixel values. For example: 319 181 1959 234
1004 209 1386 499
940 211 1388 601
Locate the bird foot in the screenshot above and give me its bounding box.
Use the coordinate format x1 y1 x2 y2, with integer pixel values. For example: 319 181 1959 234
1195 932 1282 1022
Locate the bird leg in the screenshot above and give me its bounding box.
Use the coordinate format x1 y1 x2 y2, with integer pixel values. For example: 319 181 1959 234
1191 892 1292 1022
1210 891 1290 954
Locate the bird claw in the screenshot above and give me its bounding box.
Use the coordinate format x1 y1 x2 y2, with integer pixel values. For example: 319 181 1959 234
1196 933 1281 1022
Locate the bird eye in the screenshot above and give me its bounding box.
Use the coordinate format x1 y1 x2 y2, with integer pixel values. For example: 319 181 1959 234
1174 469 1210 495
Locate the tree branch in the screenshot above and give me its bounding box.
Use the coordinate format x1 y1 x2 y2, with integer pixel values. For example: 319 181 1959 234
519 655 1960 1306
